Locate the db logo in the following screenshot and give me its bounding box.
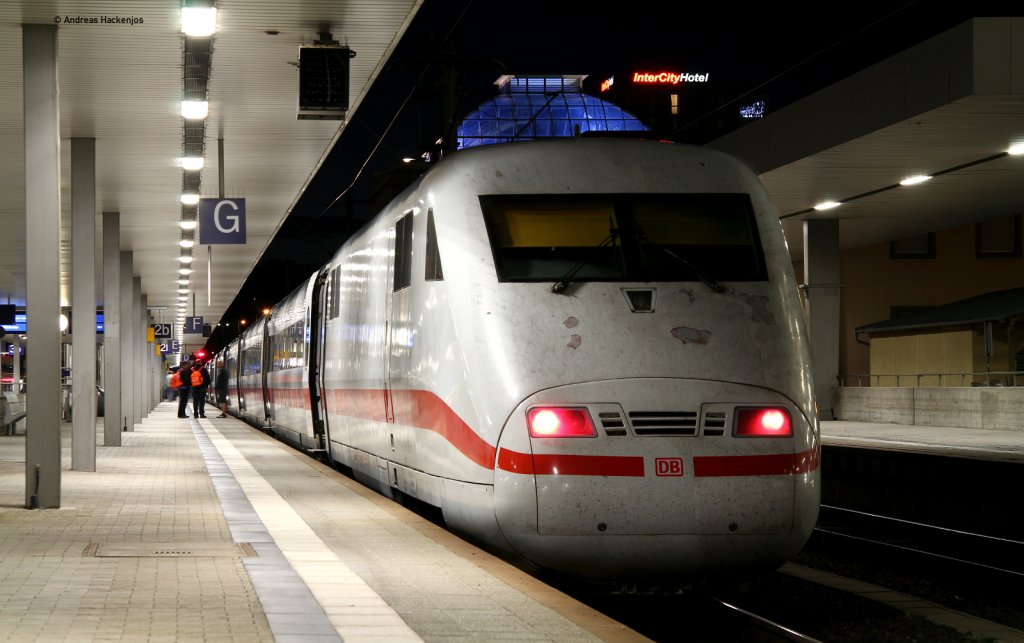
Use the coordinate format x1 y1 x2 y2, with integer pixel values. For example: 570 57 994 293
655 457 684 477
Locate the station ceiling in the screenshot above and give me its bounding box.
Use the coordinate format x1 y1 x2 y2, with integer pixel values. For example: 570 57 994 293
709 17 1024 263
0 0 422 345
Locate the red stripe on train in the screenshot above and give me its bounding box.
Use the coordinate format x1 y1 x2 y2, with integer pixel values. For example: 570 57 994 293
262 384 819 478
692 447 820 477
497 449 645 476
324 388 497 469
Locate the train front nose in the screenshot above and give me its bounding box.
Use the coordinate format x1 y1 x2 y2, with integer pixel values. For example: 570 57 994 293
492 379 819 580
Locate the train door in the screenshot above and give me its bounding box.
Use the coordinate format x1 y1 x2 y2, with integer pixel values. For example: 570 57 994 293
237 336 247 414
308 267 331 451
383 226 396 426
261 320 271 422
385 213 414 452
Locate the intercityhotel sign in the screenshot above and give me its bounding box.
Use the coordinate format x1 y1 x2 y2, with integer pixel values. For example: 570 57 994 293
632 71 710 84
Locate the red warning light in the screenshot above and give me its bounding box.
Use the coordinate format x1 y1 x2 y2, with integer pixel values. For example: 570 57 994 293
734 408 792 437
527 407 597 438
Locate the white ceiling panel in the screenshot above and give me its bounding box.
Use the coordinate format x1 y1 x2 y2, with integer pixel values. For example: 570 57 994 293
0 0 423 344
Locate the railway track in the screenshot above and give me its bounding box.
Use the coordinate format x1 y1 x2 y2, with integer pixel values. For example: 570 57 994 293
812 503 1024 581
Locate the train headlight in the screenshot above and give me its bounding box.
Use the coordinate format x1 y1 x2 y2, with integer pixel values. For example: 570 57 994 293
527 407 597 438
733 407 792 437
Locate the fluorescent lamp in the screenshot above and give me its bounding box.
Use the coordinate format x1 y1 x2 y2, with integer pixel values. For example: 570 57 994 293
181 100 209 120
177 279 189 285
1008 142 1024 156
179 239 195 248
181 157 204 171
178 288 190 294
178 256 193 264
813 201 841 211
181 7 217 37
900 175 932 186
179 220 197 230
181 194 200 206
178 268 193 275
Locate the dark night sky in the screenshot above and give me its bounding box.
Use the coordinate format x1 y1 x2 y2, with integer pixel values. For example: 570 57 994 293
211 0 1006 344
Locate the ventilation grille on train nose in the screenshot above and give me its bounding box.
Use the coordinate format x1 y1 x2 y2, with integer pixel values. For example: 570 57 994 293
628 411 697 436
701 411 727 436
598 411 628 436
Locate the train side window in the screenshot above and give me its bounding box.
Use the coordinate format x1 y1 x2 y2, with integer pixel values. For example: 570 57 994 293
425 208 444 281
394 212 413 291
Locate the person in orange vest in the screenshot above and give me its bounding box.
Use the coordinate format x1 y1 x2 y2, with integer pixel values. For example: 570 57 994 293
190 356 211 419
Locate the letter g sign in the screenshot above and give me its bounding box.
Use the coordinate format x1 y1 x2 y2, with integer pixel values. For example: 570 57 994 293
199 198 247 244
214 199 241 233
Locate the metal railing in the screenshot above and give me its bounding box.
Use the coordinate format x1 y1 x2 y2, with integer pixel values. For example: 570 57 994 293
838 371 1022 387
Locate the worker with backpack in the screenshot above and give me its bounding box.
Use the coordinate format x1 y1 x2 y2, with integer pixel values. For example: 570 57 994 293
172 361 192 418
190 357 211 419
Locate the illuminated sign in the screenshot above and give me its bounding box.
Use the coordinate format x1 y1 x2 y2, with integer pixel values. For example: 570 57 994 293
740 100 766 119
600 76 614 92
632 72 710 85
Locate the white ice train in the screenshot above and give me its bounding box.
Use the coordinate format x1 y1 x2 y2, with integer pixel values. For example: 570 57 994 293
210 138 820 582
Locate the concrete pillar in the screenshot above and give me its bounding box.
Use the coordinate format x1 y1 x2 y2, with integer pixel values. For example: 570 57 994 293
803 219 842 420
120 252 134 431
23 24 61 509
71 138 97 471
134 278 143 425
139 295 148 418
149 318 158 411
103 213 121 446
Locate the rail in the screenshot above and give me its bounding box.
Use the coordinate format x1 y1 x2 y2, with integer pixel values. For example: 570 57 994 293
837 370 1022 387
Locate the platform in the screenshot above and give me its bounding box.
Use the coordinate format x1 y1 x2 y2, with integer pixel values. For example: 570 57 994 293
0 403 644 642
821 420 1024 463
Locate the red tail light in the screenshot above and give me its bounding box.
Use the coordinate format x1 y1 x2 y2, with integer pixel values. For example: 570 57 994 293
527 407 597 438
734 407 792 437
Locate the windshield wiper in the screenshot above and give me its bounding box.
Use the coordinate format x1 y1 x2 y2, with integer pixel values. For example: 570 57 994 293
636 229 725 293
551 228 618 294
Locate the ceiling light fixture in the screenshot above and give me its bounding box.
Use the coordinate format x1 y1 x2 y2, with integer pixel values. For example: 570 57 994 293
1008 142 1024 156
180 193 200 205
178 255 193 264
181 7 217 37
178 268 193 275
179 239 195 248
181 100 209 120
813 201 841 211
899 175 932 186
181 157 204 171
179 219 198 230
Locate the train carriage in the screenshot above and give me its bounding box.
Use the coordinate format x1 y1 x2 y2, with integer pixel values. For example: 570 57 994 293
220 339 240 416
235 318 268 427
264 273 319 450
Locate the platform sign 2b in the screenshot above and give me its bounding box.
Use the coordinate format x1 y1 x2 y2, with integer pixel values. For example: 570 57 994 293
199 198 246 244
152 323 172 339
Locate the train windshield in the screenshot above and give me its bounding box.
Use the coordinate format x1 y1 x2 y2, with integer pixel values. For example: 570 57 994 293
480 194 768 283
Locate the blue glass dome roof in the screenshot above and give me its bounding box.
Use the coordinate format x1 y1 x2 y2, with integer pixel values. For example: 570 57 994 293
457 76 649 149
